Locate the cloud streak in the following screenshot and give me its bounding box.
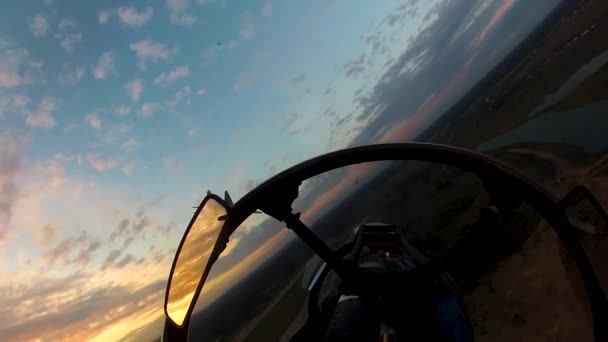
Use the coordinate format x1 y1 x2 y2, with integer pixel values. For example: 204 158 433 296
34 223 58 246
98 9 113 24
28 14 49 37
93 52 115 79
85 113 102 130
25 96 58 129
54 18 82 52
130 39 175 69
117 7 154 27
48 160 67 188
0 133 20 244
58 66 85 85
233 74 255 91
0 43 33 88
114 105 131 116
124 79 143 102
0 94 29 117
121 138 140 152
87 155 118 171
138 102 162 117
238 12 256 40
122 161 136 175
261 1 273 17
167 0 198 26
153 65 190 86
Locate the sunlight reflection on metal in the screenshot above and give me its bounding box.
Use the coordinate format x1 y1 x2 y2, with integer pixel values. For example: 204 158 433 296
166 198 227 326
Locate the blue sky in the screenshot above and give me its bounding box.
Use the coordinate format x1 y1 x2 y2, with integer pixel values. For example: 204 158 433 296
0 0 562 340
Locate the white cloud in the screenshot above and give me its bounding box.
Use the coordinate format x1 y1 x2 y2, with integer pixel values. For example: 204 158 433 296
200 0 227 6
87 154 118 171
34 224 58 246
0 45 31 88
28 60 44 70
130 39 174 69
93 52 115 79
58 18 76 30
98 9 113 24
28 15 49 37
171 13 198 26
121 138 140 152
124 79 144 102
0 36 9 48
153 65 190 86
52 153 81 164
58 33 82 52
253 49 272 60
122 161 136 175
163 157 185 172
124 79 143 102
138 102 162 117
175 85 192 101
114 105 131 116
0 133 20 243
261 1 273 17
63 124 78 132
0 73 25 88
166 0 198 26
196 87 206 96
105 124 132 143
25 96 58 129
238 12 255 40
12 94 29 107
188 127 199 138
54 18 82 52
0 94 29 117
85 113 102 130
117 7 154 27
58 66 84 85
233 74 255 91
166 85 193 108
167 0 188 13
48 160 66 188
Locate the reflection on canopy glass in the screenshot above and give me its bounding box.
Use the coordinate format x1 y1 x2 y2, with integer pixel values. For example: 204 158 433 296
166 198 227 327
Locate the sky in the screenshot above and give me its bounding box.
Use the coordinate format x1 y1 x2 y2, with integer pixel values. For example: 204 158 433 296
0 0 562 341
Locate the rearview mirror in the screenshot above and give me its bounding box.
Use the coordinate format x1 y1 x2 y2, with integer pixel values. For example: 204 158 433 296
164 194 229 327
560 185 608 237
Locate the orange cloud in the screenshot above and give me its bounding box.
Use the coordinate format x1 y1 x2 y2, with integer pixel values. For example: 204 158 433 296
379 94 437 144
380 51 476 146
2 280 166 342
472 0 516 48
